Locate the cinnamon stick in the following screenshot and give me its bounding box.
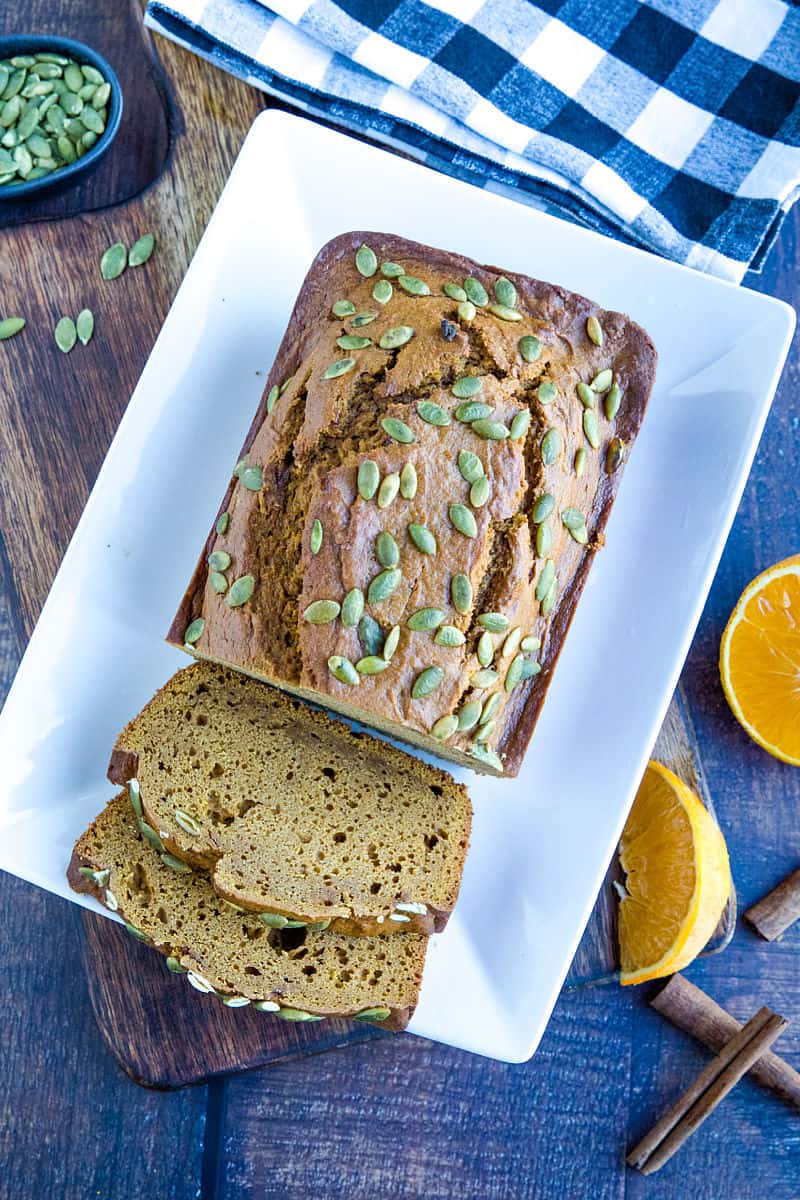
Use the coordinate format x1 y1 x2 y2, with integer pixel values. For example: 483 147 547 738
651 974 800 1109
744 867 800 941
628 1008 788 1174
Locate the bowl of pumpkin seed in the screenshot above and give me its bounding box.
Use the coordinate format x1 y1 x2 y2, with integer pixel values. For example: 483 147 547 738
0 36 122 197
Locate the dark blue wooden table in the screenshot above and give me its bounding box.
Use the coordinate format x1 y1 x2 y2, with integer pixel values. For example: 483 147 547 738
0 34 798 1200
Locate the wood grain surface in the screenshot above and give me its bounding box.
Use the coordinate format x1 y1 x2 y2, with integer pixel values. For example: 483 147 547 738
0 2 798 1196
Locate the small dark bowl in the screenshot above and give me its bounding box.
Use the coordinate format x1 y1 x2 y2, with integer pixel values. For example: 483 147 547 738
0 35 123 200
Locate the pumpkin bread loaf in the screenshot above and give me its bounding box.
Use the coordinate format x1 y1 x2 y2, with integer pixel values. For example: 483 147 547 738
107 663 472 936
68 792 427 1030
169 232 657 775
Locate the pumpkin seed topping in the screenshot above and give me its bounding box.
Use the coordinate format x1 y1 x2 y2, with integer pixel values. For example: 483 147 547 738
372 279 392 305
303 599 340 624
337 334 371 350
535 560 556 603
540 428 562 465
532 493 555 523
457 700 482 730
478 612 509 633
449 504 478 538
379 325 415 349
451 573 472 615
489 304 522 322
408 523 437 555
591 368 613 393
332 299 356 317
472 419 509 441
417 400 450 426
407 608 445 632
175 809 202 836
604 382 621 420
538 380 557 404
352 311 380 327
562 508 589 544
606 437 625 473
357 459 380 500
435 624 466 647
494 276 517 307
358 614 383 657
520 659 542 681
208 550 231 571
240 465 263 491
521 636 541 653
458 449 484 483
377 472 400 509
574 448 587 477
457 300 476 322
210 571 227 594
510 409 531 440
431 714 459 740
452 375 483 399
341 588 365 628
355 244 378 277
519 335 542 363
583 410 601 449
381 261 404 277
536 521 552 557
266 385 279 414
541 580 557 617
577 382 595 409
310 519 323 555
383 625 401 660
376 531 400 568
455 401 492 423
400 461 418 499
328 655 359 686
470 668 500 689
480 693 501 725
463 277 488 306
216 512 229 535
398 274 430 296
227 575 255 607
184 618 205 645
474 721 495 743
504 653 526 692
368 568 402 604
586 315 603 346
477 631 494 667
470 743 503 771
502 627 523 658
356 655 390 675
470 476 490 507
443 282 467 302
323 357 356 380
412 666 444 699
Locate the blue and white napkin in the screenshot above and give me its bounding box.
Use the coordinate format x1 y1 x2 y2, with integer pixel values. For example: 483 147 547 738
146 0 800 282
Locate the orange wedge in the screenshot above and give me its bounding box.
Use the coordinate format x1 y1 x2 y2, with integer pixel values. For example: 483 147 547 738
720 555 800 766
618 761 731 986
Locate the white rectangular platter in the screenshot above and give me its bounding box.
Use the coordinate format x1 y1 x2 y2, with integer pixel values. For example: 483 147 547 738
0 111 793 1062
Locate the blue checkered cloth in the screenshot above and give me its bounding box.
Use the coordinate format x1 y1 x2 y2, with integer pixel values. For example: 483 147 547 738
146 0 800 282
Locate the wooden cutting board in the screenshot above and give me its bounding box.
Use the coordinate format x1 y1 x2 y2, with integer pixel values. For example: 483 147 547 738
0 1 732 1089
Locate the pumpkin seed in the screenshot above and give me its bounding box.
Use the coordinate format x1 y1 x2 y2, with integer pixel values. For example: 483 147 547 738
100 241 126 280
470 744 504 771
586 315 603 346
382 416 415 444
127 778 143 817
381 261 404 277
443 283 467 302
606 437 625 473
186 971 214 993
358 614 383 657
208 550 231 571
54 316 76 353
227 574 255 606
604 382 621 420
431 714 458 741
535 560 556 603
536 521 552 557
455 401 492 422
303 599 340 624
538 380 557 404
449 504 477 538
175 809 202 836
477 631 494 667
266 385 279 414
240 466 263 491
400 461 417 499
26 132 51 158
577 382 595 409
328 655 359 686
78 866 111 887
478 612 509 634
372 279 392 305
540 428 562 465
352 310 380 327
376 531 400 568
407 608 445 632
412 666 444 699
337 334 371 350
383 625 400 660
74 308 94 345
591 368 613 393
489 304 522 322
471 419 509 440
541 579 557 616
519 335 542 362
379 325 414 349
457 300 476 322
463 277 488 306
332 299 356 317
389 913 410 922
502 627 522 659
452 375 482 399
341 588 365 627
259 912 288 928
470 475 490 507
306 919 332 932
435 624 466 647
253 999 281 1012
138 819 164 852
323 357 356 379
562 508 588 544
451 573 472 615
216 511 229 535
125 922 149 942
575 448 587 476
355 244 377 277
310 519 323 555
353 1007 392 1022
63 63 83 91
504 653 525 692
521 635 540 653
417 400 450 426
357 459 380 500
458 449 484 483
520 659 542 681
92 83 111 109
398 274 430 296
128 233 154 267
104 888 118 911
474 721 495 743
583 410 600 449
210 571 227 593
480 693 502 725
457 700 482 731
356 655 390 675
510 409 531 440
368 568 402 604
470 668 500 689
494 276 517 307
0 317 25 339
408 523 437 555
377 472 400 509
184 618 205 644
532 493 555 523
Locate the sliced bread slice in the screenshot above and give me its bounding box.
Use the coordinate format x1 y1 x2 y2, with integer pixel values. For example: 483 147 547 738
108 663 471 936
68 793 427 1029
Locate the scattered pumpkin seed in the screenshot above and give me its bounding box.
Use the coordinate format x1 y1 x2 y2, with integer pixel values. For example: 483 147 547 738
494 276 517 307
471 419 509 440
562 508 588 544
337 334 371 350
332 299 356 317
383 625 400 660
303 599 341 624
352 310 379 327
368 568 402 604
379 325 415 349
449 504 478 538
470 668 500 689
477 631 494 667
431 714 459 740
358 614 383 657
408 523 437 555
591 368 613 393
532 493 555 523
380 261 404 278
0 317 25 339
323 357 356 379
470 745 504 771
407 608 445 632
457 700 482 730
443 282 467 302
474 721 495 744
604 382 621 420
356 655 390 675
175 809 202 836
510 409 531 440
470 476 491 507
353 1007 392 1021
75 308 94 345
535 560 556 603
266 384 279 414
377 472 400 508
328 655 359 686
458 449 484 483
463 277 488 306
184 618 205 644
376 531 400 568
400 461 418 499
480 693 502 725
451 573 472 615
54 316 76 353
457 300 476 322
606 436 625 473
398 274 430 296
577 382 595 409
355 243 377 277
583 409 601 449
100 242 126 280
373 279 392 305
417 400 450 426
489 304 522 322
586 315 603 346
240 465 263 491
519 336 542 363
540 428 562 465
381 416 415 444
208 550 231 571
128 233 155 267
536 521 552 557
209 571 227 593
412 665 444 699
357 459 380 500
310 519 323 555
435 625 466 647
574 447 587 476
226 574 255 607
341 588 365 627
455 401 493 423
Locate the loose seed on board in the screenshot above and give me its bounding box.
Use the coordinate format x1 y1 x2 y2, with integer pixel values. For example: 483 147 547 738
381 261 404 278
451 573 472 615
332 299 356 317
382 416 415 444
411 666 444 699
509 409 531 440
519 335 542 363
355 244 378 277
540 428 562 465
310 519 323 555
408 523 437 555
577 382 595 409
367 568 402 604
489 304 523 322
128 233 155 267
184 618 205 644
591 368 613 393
443 282 467 302
76 308 94 345
458 449 484 483
400 461 418 499
226 574 255 607
574 448 587 477
583 409 601 449
377 472 400 509
449 504 478 538
407 607 445 632
266 385 279 414
383 625 400 659
417 400 450 426
494 276 517 308
208 550 231 571
379 325 414 349
477 631 494 667
606 437 625 473
538 380 557 404
54 316 76 353
372 279 392 305
323 357 356 379
470 476 490 507
398 275 430 296
303 599 341 624
457 300 476 322
337 334 371 350
532 493 555 523
358 459 380 501
341 588 365 627
431 714 459 740
478 612 509 633
356 655 390 675
604 382 621 420
100 242 127 280
452 375 483 399
328 655 359 686
455 401 492 423
463 277 488 306
586 315 603 346
457 700 482 730
0 317 25 339
376 531 400 568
